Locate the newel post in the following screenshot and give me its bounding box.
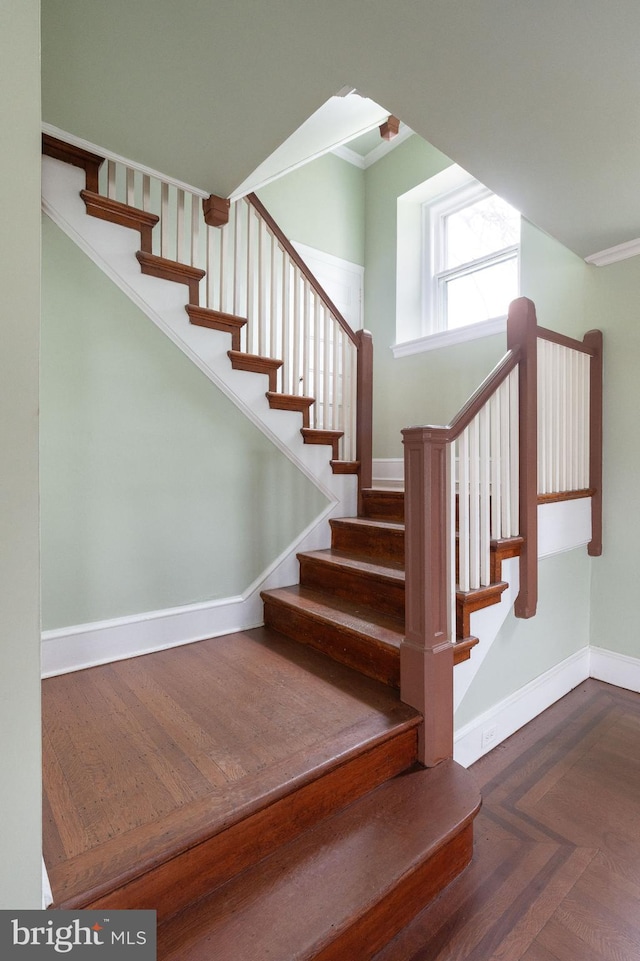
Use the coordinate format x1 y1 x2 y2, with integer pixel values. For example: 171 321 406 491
507 297 538 618
400 426 454 767
356 329 373 496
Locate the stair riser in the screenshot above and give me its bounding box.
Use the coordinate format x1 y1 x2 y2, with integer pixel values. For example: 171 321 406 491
330 520 404 565
79 727 418 921
313 823 474 961
360 489 405 522
299 556 405 620
263 596 400 688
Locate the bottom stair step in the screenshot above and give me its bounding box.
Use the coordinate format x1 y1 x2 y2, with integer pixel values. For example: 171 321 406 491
159 759 481 961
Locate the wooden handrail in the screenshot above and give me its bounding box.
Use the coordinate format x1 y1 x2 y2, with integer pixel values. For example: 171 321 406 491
443 350 520 441
584 328 603 556
246 193 358 346
537 325 595 355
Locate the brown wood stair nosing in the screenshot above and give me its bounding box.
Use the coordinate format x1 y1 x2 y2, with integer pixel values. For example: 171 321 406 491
157 760 481 961
54 716 420 921
228 350 283 392
456 580 509 639
136 250 205 306
298 549 405 620
185 305 246 351
262 585 404 688
453 635 480 665
266 391 315 427
43 133 104 192
80 190 159 252
330 459 359 474
490 535 525 582
301 427 343 459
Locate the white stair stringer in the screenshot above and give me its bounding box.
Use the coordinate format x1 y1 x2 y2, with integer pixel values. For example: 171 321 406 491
41 154 357 523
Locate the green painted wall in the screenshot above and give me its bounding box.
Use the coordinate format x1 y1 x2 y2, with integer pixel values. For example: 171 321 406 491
257 152 365 266
586 255 640 659
455 550 591 726
41 216 329 629
0 0 42 908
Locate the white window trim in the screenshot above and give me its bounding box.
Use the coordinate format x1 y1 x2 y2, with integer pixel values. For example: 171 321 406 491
393 165 519 358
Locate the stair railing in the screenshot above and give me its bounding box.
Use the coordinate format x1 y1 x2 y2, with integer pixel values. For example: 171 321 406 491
401 298 603 766
94 154 370 467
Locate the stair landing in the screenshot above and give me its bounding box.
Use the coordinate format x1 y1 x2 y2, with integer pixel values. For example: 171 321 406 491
42 628 421 916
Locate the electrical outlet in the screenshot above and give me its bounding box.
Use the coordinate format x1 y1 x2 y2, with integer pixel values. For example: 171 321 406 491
481 724 498 750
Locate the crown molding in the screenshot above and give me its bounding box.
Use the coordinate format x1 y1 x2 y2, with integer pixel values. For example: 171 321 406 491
585 237 640 266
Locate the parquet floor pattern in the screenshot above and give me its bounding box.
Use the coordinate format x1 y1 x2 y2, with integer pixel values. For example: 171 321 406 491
374 679 640 961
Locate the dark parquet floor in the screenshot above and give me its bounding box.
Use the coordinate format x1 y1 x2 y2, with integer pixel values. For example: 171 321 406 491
374 678 640 961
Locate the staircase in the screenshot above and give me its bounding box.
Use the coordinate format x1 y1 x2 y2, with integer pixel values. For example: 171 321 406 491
263 486 525 684
41 129 603 958
41 132 482 958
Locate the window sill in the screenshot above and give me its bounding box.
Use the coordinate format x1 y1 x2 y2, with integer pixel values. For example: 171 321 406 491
391 315 507 358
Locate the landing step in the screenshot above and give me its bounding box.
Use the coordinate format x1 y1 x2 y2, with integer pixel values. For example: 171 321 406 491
159 760 481 961
44 629 419 921
262 585 404 687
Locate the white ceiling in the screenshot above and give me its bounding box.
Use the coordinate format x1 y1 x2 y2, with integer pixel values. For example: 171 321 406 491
41 0 640 260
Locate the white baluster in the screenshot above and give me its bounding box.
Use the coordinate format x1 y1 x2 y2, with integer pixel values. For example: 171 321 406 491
458 430 470 592
107 160 117 200
160 182 169 259
509 370 519 537
480 404 491 586
176 189 185 263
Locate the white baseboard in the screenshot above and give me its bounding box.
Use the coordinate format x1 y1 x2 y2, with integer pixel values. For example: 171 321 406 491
41 502 344 677
454 646 591 768
590 646 640 694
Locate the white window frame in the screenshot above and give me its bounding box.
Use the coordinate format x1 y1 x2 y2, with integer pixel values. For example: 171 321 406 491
393 167 520 358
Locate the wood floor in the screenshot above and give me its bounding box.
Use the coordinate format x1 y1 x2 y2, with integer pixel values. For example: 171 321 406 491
373 678 640 961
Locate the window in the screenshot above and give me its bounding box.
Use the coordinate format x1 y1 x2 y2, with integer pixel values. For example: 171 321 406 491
425 181 520 335
394 167 521 357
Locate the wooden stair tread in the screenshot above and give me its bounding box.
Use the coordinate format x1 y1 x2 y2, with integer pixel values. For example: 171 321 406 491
136 251 205 305
266 391 315 427
262 585 404 648
80 190 159 251
300 548 405 583
332 516 405 534
228 350 282 391
330 460 359 474
159 759 480 961
185 305 247 352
